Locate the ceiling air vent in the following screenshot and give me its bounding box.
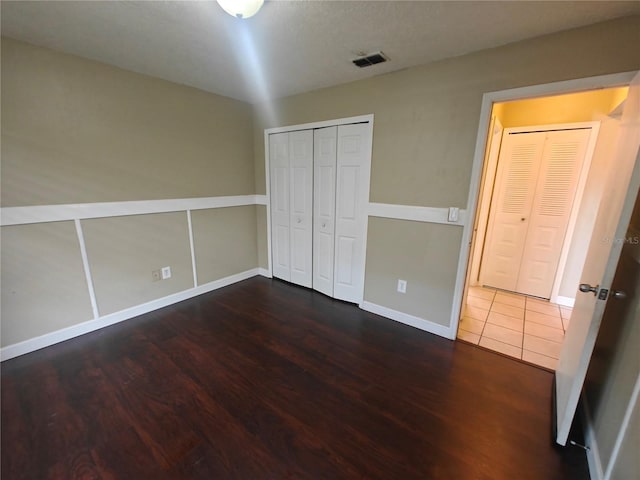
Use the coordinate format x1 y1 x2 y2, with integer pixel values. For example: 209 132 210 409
352 52 388 68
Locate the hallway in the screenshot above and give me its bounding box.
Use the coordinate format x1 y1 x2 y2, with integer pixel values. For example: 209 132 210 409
458 286 572 370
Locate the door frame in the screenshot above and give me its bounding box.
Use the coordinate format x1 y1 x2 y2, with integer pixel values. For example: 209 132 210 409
264 114 374 303
451 71 637 339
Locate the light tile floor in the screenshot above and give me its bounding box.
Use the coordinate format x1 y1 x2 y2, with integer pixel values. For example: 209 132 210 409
457 286 572 370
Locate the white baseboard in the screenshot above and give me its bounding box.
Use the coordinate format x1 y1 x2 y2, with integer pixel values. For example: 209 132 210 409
359 301 452 339
258 267 271 278
554 296 575 308
0 268 260 362
582 393 604 480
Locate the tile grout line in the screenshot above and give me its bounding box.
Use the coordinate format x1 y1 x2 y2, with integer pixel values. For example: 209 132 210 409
478 291 496 343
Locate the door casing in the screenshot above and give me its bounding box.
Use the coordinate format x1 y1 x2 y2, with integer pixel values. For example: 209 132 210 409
454 71 637 340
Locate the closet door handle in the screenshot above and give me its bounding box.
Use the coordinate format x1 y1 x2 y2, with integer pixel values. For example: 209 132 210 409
322 222 326 228
296 217 302 224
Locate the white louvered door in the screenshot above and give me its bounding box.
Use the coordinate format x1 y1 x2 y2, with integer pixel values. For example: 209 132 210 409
481 128 591 298
517 129 590 298
481 132 545 292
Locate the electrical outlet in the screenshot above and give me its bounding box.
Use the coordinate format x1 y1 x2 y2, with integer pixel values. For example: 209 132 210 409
161 266 172 280
152 270 161 282
397 279 407 293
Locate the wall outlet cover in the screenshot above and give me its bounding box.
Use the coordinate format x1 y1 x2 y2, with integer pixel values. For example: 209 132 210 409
397 279 407 293
161 266 172 280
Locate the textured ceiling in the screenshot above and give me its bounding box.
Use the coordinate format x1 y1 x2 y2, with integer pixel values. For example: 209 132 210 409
2 1 639 103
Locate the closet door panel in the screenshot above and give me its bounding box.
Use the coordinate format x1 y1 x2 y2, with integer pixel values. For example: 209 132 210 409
289 130 313 288
270 133 291 281
517 129 590 298
480 132 545 291
334 124 371 303
313 127 337 296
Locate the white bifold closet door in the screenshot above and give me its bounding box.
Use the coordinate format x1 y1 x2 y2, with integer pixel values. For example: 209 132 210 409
271 122 371 303
333 123 370 303
313 127 337 297
270 130 313 288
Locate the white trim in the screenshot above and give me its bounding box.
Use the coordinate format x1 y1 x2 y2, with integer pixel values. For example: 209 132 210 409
553 295 575 308
582 394 604 480
186 210 198 287
451 71 638 341
355 119 374 305
265 114 375 135
368 203 466 227
264 133 274 278
604 371 640 480
0 268 261 361
74 219 99 320
359 301 453 339
486 72 637 103
503 122 598 134
258 267 271 277
0 195 267 226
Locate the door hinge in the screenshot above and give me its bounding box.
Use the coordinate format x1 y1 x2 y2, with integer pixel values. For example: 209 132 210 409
598 288 609 301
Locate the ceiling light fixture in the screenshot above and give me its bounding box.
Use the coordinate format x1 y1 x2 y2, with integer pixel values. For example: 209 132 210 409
217 0 264 19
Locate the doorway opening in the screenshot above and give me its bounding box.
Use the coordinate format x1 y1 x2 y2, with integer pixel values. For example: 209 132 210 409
457 86 629 369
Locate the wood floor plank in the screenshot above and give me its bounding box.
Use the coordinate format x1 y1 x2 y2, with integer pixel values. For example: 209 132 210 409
1 277 589 479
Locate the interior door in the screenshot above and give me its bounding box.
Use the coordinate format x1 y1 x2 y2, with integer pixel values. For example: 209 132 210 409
270 132 291 281
333 123 371 303
469 116 504 287
555 72 640 446
313 126 337 296
481 131 545 291
288 130 313 288
516 129 591 298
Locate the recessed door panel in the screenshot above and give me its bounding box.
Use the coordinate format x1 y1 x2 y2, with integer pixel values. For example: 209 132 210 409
316 231 333 282
313 127 338 296
336 236 355 285
289 130 313 288
270 133 290 281
334 124 371 303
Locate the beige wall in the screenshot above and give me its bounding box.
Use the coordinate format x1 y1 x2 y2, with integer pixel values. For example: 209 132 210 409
364 218 462 325
1 38 256 207
1 222 94 346
256 205 269 269
1 38 259 349
254 15 640 328
82 212 194 315
192 206 259 283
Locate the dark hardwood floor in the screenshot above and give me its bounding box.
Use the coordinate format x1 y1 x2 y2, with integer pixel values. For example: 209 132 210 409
1 277 589 479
